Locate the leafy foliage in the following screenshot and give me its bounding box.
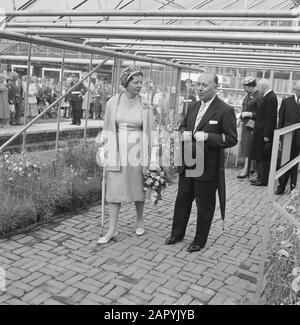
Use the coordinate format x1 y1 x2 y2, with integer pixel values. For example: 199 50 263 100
261 189 300 305
0 141 102 236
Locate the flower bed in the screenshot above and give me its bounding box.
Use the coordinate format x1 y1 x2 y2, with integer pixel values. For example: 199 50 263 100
0 141 102 236
0 125 186 236
261 189 300 305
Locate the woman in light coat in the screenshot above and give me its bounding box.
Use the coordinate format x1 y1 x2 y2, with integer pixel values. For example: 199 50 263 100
97 66 158 245
0 74 10 128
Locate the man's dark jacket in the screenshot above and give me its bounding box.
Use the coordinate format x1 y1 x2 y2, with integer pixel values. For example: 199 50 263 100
278 95 300 147
178 96 238 182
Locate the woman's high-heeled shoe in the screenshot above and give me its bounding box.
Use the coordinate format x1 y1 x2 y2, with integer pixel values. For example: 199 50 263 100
135 227 145 236
97 230 119 245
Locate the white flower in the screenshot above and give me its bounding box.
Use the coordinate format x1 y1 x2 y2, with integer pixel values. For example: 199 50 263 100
286 206 296 214
291 276 300 293
280 240 293 249
291 267 300 277
277 225 286 233
278 249 289 258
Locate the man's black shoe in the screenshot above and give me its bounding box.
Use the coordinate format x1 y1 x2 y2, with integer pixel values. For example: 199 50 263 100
165 236 182 245
187 243 205 253
275 187 285 195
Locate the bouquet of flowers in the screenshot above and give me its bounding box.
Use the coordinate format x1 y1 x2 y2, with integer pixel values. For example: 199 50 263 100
143 166 169 205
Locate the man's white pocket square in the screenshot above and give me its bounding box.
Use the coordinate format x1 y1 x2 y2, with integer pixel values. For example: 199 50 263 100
209 120 218 125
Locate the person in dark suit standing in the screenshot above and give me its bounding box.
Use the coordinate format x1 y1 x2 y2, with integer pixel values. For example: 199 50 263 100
9 72 23 125
165 72 238 253
251 79 278 187
237 77 262 178
70 74 87 125
275 81 300 195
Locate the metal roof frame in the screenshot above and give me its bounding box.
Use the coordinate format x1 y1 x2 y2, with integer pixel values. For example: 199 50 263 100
2 9 300 18
1 2 300 72
6 29 300 45
6 22 300 33
0 30 205 72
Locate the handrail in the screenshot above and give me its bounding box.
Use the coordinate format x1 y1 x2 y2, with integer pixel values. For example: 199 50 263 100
255 122 300 303
0 57 111 153
273 122 300 136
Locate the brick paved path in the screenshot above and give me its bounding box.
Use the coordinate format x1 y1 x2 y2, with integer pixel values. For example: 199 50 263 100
0 169 268 305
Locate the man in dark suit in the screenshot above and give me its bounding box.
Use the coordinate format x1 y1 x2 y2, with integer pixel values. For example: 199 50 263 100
251 79 278 186
9 72 23 125
275 81 300 195
165 72 238 252
69 74 87 126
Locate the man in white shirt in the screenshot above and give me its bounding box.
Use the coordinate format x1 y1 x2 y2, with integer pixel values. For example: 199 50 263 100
165 73 238 252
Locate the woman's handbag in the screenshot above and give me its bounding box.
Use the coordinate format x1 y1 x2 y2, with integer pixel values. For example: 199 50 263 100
245 119 255 130
96 146 107 167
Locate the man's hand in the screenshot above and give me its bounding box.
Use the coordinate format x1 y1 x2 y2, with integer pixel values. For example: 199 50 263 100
264 137 270 142
182 131 192 142
194 131 208 142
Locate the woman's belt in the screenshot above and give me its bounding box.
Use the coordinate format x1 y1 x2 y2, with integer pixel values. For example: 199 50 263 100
117 123 142 131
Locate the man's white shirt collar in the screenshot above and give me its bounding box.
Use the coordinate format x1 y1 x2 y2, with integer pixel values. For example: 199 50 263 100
295 94 299 103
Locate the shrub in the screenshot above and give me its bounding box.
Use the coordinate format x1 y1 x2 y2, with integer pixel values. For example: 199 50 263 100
60 140 101 176
0 143 103 236
71 175 101 210
34 165 73 220
0 192 37 235
261 189 300 305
